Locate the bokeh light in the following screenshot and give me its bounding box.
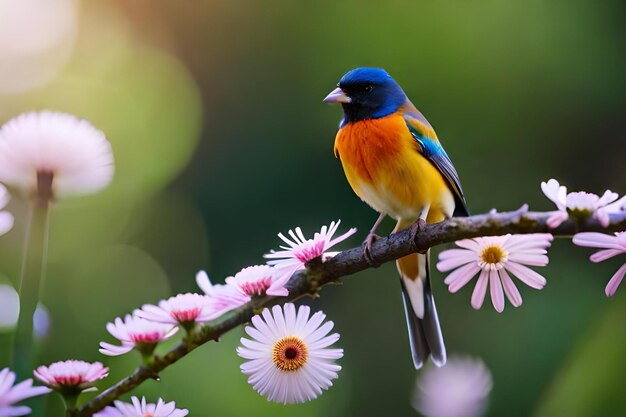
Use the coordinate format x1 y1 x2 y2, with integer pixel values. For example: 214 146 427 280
0 0 77 95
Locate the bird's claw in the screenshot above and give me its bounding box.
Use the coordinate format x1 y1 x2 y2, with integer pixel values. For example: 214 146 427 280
363 233 381 266
411 219 429 254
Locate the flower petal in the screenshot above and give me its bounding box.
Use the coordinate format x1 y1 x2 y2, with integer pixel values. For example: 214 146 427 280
471 270 489 310
573 232 622 250
489 269 505 312
505 262 547 289
589 249 623 263
541 179 567 209
499 269 522 307
446 263 481 293
605 263 626 297
437 249 476 271
507 253 550 267
546 211 568 228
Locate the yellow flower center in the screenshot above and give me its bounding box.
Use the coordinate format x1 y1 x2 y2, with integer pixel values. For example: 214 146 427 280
272 336 308 372
481 245 506 265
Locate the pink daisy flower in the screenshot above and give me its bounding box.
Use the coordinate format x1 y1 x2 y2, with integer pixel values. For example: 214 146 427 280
437 234 553 312
237 303 343 404
412 356 492 417
0 368 51 417
541 179 624 228
34 360 108 392
573 232 626 297
135 293 218 328
99 314 179 357
264 220 357 280
0 111 114 200
195 266 291 312
93 396 188 417
195 270 249 314
226 265 290 297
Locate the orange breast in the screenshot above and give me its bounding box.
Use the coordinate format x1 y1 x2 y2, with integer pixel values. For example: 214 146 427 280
333 113 452 220
334 114 408 182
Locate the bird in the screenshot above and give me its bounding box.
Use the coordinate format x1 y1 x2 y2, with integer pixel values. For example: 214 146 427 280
323 67 469 369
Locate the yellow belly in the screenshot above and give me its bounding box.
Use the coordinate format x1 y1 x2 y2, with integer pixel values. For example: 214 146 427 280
334 114 453 222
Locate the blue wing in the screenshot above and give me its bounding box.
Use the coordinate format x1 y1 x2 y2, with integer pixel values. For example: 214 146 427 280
401 101 469 217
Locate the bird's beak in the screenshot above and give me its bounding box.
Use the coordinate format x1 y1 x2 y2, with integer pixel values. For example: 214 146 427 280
323 87 351 103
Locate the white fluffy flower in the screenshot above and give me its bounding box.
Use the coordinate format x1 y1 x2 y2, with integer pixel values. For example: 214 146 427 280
0 111 114 199
412 356 493 417
237 303 343 404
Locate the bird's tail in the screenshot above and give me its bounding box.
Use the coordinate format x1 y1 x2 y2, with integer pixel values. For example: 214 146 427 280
395 219 446 369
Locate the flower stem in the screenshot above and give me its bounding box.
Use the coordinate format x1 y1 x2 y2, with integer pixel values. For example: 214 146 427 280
11 198 50 378
63 392 79 417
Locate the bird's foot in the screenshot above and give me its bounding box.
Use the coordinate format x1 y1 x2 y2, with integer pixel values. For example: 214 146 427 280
363 233 382 267
410 218 429 254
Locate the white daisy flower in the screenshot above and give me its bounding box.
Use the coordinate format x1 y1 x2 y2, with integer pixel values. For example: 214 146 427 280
0 111 114 200
93 396 188 417
237 303 343 404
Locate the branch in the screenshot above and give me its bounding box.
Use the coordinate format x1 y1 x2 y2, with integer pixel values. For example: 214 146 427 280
78 207 626 416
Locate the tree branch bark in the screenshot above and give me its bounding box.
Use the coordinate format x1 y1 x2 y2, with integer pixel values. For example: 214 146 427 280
77 206 626 416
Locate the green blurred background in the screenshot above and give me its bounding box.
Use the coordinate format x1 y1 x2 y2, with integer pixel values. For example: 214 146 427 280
0 0 625 416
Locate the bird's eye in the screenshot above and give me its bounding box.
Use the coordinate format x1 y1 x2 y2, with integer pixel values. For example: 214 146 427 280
363 85 373 93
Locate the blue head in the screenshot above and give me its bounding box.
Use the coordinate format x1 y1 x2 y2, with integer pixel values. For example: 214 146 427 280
324 68 407 124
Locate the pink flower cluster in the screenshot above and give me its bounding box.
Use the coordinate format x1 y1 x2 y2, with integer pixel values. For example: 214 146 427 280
95 222 355 356
94 220 354 406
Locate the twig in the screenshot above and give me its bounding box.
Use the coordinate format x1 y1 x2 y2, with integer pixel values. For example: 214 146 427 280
77 207 626 416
